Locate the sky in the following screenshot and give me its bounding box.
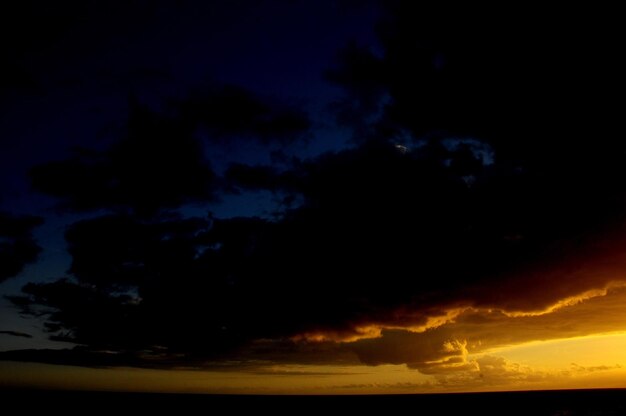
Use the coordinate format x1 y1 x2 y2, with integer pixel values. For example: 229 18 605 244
1 1 626 394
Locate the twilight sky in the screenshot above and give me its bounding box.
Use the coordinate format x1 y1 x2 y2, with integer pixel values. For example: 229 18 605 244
2 1 626 394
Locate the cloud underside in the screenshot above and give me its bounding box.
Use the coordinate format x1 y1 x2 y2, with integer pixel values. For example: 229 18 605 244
348 284 626 373
4 2 626 379
5 279 626 375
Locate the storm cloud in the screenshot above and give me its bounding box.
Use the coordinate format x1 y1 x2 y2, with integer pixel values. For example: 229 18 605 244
4 1 626 377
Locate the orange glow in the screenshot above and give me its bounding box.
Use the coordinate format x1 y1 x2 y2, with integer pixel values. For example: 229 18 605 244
4 334 626 394
498 282 626 317
291 307 469 343
5 282 626 393
291 325 382 343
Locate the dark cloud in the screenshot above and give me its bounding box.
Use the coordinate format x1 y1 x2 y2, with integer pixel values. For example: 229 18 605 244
325 41 386 128
225 163 285 191
0 339 356 371
178 86 311 145
28 85 311 216
6 2 626 373
0 212 42 282
350 329 472 374
0 330 33 339
16 132 626 366
30 101 216 216
0 348 167 370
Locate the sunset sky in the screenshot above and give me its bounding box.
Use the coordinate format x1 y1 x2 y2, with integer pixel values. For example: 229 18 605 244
1 1 626 394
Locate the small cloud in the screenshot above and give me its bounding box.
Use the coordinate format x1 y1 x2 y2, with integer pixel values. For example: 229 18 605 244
434 355 558 389
331 381 434 391
0 330 33 338
570 363 622 373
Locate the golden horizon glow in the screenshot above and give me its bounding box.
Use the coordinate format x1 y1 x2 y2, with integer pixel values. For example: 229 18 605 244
3 333 626 394
4 281 626 394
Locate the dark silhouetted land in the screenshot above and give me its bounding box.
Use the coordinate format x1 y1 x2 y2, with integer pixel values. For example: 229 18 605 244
1 388 625 415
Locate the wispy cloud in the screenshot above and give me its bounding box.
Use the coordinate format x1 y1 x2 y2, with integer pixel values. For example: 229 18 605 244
0 330 32 338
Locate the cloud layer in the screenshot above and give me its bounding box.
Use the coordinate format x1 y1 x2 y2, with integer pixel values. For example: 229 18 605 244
4 2 626 380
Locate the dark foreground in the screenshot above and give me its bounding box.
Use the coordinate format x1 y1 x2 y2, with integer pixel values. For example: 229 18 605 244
2 388 625 415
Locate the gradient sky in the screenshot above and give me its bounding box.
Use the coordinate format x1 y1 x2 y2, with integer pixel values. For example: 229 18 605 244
2 1 626 394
